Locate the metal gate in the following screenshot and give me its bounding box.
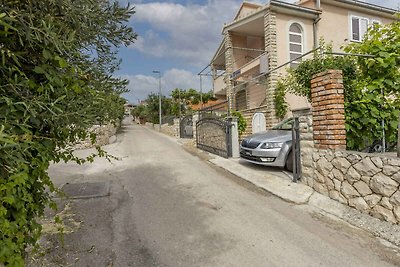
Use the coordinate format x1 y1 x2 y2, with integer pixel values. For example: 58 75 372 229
180 115 193 138
292 117 301 182
196 117 232 158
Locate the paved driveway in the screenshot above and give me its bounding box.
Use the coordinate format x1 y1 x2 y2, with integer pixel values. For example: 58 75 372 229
28 118 400 266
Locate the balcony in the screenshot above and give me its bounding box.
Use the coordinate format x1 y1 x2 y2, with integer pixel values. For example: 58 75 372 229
213 74 227 96
232 53 267 81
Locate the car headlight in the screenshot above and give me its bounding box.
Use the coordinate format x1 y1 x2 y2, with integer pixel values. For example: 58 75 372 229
260 142 283 149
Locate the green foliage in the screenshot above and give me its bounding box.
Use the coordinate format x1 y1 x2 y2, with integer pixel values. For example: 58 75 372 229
132 105 148 121
343 18 400 151
285 21 400 151
284 42 357 102
231 111 247 136
274 80 288 120
171 88 216 106
133 89 217 123
0 0 136 265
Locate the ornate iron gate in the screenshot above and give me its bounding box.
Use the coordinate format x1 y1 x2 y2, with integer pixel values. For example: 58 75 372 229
196 117 232 158
180 115 193 138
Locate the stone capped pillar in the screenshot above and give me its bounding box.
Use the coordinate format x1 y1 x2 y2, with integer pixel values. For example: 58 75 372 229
292 108 314 186
311 69 346 150
224 31 234 112
192 113 199 140
173 118 180 137
227 117 239 158
264 9 278 128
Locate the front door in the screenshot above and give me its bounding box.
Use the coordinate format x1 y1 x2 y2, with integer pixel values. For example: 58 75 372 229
252 112 266 134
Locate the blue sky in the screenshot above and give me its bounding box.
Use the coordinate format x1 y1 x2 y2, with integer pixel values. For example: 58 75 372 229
117 0 399 104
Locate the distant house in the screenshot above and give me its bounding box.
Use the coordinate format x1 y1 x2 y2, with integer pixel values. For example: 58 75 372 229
209 0 396 132
124 103 136 115
189 99 228 117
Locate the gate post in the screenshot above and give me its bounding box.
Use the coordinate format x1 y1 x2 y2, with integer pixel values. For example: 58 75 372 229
192 114 199 140
228 117 239 158
173 118 180 138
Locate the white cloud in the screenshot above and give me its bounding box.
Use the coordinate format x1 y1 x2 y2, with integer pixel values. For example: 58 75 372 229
130 0 241 67
129 0 398 68
121 68 212 103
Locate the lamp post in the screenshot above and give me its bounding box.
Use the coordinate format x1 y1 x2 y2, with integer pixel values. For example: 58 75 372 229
152 70 162 131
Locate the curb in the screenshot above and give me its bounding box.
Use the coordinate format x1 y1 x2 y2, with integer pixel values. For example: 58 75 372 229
147 123 400 247
208 156 400 247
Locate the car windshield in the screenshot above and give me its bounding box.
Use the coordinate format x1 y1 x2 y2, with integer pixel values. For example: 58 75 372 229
272 118 294 130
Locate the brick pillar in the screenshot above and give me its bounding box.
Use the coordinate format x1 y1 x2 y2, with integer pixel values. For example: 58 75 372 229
311 69 346 150
264 9 278 128
224 31 234 112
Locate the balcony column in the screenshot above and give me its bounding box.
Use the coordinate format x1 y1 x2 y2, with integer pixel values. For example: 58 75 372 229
224 30 234 112
264 9 279 127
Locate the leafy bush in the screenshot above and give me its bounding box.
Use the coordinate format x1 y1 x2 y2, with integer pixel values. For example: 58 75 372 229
344 17 400 151
231 111 247 136
283 25 400 151
284 42 357 102
274 80 289 119
0 1 136 265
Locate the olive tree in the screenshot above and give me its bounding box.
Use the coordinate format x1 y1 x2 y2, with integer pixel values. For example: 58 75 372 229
0 1 136 265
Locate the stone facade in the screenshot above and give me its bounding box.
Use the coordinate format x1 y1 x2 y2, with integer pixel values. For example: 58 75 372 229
224 31 234 112
264 9 278 128
241 105 270 137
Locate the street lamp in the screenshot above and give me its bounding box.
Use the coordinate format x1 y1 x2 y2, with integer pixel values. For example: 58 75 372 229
152 70 162 131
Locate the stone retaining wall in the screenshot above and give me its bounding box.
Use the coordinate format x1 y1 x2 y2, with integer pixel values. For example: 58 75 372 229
144 121 180 137
305 148 400 224
298 69 400 224
75 122 119 149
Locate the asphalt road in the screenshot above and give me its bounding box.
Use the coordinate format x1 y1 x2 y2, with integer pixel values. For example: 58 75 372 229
30 117 400 266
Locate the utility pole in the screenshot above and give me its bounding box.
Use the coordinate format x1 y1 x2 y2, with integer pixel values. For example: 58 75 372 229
152 70 162 131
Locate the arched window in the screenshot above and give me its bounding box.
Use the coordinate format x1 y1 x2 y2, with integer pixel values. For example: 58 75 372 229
289 23 303 68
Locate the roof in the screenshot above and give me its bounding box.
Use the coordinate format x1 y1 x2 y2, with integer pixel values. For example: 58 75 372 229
190 100 228 111
233 1 263 20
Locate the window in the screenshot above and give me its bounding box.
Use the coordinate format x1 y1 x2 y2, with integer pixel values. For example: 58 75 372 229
289 23 303 68
351 16 381 42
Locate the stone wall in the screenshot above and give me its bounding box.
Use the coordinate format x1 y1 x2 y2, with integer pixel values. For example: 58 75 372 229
309 149 400 224
145 121 180 138
161 119 180 137
75 122 119 149
299 69 400 224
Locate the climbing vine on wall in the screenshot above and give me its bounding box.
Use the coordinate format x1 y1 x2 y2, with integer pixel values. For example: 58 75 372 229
274 80 289 120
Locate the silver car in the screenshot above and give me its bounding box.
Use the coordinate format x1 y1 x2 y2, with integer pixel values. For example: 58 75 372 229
240 118 294 171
